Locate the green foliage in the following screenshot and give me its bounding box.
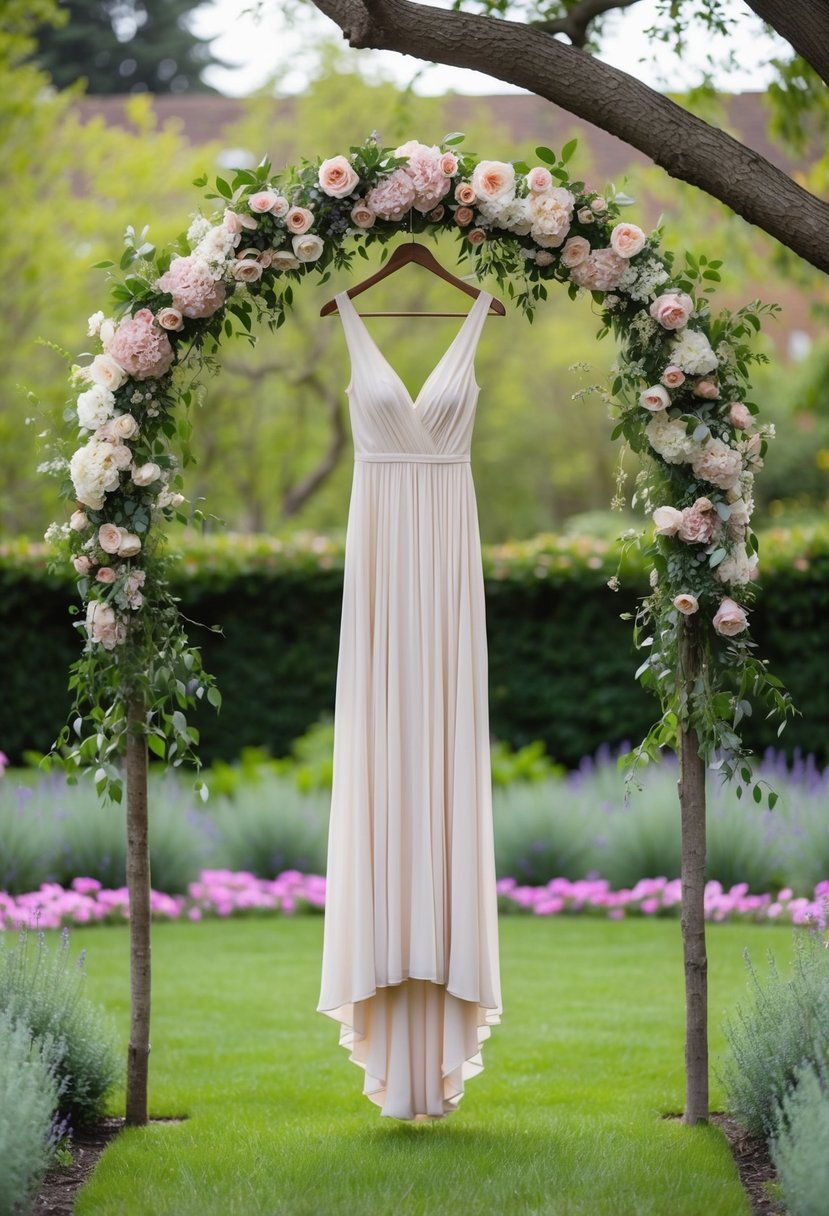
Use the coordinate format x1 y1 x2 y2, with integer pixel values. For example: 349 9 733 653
0 1009 61 1216
722 933 829 1138
0 927 120 1127
34 0 224 94
210 777 329 877
2 521 828 770
771 1059 829 1216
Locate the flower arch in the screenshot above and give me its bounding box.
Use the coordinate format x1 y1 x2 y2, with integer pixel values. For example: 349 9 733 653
45 131 792 800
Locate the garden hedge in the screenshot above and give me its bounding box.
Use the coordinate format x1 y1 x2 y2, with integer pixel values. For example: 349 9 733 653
2 524 827 768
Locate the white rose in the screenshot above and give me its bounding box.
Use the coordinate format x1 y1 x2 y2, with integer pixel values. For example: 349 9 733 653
716 543 757 585
292 234 325 263
640 385 671 412
70 509 89 531
132 462 162 487
89 354 127 391
77 385 115 430
117 531 142 558
87 311 105 337
272 250 300 271
652 506 684 536
110 413 138 440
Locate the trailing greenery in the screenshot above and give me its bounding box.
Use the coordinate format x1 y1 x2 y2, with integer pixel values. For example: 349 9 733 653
2 521 827 770
3 747 828 897
0 1009 61 1216
722 933 829 1139
771 1059 829 1216
0 927 120 1127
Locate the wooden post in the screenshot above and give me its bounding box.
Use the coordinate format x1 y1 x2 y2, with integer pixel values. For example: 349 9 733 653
677 620 708 1124
125 695 151 1126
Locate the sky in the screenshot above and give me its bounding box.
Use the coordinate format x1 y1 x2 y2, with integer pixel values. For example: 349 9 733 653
191 0 783 99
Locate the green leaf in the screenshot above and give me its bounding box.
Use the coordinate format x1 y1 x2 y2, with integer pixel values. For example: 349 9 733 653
768 791 778 810
92 260 115 269
147 734 166 759
752 784 763 804
215 176 233 199
207 686 222 710
561 138 578 164
535 146 556 165
442 132 466 146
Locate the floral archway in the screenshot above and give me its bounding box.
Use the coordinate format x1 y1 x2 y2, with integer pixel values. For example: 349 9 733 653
44 132 791 1125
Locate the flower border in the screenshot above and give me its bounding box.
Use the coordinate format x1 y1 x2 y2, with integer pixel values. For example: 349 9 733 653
43 132 793 799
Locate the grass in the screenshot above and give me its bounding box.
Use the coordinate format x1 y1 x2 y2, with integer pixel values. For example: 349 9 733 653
68 916 796 1216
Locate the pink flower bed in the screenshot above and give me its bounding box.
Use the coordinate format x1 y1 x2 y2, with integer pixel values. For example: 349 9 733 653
1 871 828 933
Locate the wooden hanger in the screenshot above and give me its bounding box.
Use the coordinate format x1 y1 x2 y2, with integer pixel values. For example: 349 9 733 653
320 241 506 317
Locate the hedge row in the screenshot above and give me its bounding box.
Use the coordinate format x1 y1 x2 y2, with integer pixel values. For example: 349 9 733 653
2 524 827 767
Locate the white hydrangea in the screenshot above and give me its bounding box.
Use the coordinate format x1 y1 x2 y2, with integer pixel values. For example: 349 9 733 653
187 214 213 246
716 542 757 585
671 328 719 375
616 258 669 302
69 438 133 510
77 384 116 430
193 225 240 275
528 187 575 247
645 410 698 465
628 311 660 344
87 311 105 337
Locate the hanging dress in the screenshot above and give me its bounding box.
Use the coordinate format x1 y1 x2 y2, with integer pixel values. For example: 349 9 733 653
317 289 502 1120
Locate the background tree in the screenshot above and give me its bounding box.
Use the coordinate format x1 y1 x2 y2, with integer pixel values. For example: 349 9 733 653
305 0 829 273
35 0 226 93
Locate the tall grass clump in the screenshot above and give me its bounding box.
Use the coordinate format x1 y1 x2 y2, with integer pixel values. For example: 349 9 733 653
0 927 120 1127
722 932 829 1137
771 1059 829 1216
0 1009 61 1216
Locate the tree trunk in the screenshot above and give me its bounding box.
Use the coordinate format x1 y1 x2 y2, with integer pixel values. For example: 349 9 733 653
125 695 151 1127
677 622 708 1125
310 0 829 274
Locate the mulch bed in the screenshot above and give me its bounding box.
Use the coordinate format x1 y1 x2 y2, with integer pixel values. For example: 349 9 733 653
35 1111 780 1215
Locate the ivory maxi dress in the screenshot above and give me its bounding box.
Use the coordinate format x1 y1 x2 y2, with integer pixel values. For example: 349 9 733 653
317 289 502 1120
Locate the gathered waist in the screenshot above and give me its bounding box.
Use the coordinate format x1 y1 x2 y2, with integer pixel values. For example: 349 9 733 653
355 452 470 465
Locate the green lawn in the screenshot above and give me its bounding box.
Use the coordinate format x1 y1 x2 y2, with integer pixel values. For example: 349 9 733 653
68 916 792 1216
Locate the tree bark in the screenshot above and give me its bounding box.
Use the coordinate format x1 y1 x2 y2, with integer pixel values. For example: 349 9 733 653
747 0 829 85
677 621 708 1125
125 695 151 1127
309 0 829 275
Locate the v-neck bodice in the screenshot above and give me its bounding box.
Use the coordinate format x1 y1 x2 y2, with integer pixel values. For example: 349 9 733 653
335 290 491 461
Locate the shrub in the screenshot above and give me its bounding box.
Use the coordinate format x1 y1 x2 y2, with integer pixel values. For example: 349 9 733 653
0 927 120 1127
210 778 329 877
722 933 829 1138
0 1009 61 1216
771 1059 829 1216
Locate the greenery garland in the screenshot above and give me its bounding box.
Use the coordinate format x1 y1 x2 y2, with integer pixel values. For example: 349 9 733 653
42 131 793 801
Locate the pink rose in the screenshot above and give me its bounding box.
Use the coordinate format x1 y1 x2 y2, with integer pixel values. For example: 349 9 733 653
729 401 753 431
678 501 719 544
692 439 742 490
561 236 591 268
350 201 375 229
249 190 282 214
70 510 89 531
85 601 126 650
224 210 242 234
318 155 360 199
98 522 122 554
661 365 686 389
440 152 459 176
156 256 226 320
610 222 646 258
467 228 487 246
673 593 699 615
157 307 184 332
366 169 416 221
569 248 627 291
285 207 314 235
125 569 145 608
535 251 555 267
471 160 515 205
429 205 445 222
693 378 720 399
96 566 116 584
527 166 553 193
454 206 474 227
640 384 671 412
650 292 694 331
271 250 300 272
117 531 142 558
591 196 608 213
713 597 749 637
455 183 476 205
652 506 684 536
73 555 93 575
231 260 263 283
577 207 594 224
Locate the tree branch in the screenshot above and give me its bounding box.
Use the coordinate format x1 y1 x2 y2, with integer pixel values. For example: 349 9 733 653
310 0 829 275
744 0 829 87
533 0 642 48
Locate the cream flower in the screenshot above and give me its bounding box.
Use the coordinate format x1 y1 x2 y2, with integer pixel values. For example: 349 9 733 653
673 593 699 615
713 597 749 636
77 385 115 430
318 156 360 199
292 234 325 263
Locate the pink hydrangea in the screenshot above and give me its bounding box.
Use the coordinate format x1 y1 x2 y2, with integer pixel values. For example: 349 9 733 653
568 247 628 292
398 143 451 213
156 256 226 320
106 309 175 381
366 169 416 221
677 499 719 544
